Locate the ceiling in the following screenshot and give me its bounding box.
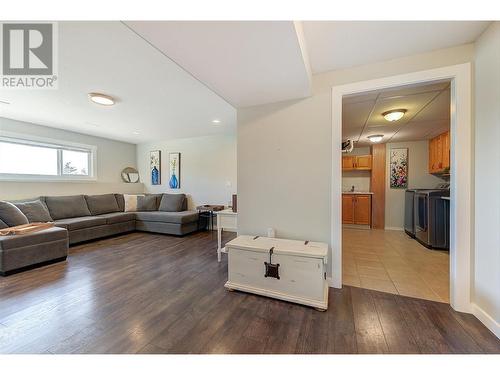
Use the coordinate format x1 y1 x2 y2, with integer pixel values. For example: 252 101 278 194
0 21 490 144
302 21 490 73
0 21 236 144
124 21 312 108
342 80 451 147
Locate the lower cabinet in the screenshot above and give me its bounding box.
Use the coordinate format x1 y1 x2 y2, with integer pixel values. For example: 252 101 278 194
342 194 372 226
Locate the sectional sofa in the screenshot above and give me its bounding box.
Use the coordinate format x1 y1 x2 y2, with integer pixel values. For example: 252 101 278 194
0 193 200 275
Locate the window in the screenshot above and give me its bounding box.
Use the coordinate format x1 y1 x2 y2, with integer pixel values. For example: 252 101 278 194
0 135 95 180
62 149 90 176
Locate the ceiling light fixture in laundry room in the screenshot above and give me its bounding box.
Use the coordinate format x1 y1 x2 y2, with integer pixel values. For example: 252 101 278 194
382 109 407 122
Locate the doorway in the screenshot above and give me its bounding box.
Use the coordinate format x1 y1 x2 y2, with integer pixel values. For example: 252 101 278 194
341 81 451 303
331 64 472 313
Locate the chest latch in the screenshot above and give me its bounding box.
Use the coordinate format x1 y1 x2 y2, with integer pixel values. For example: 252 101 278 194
264 247 280 279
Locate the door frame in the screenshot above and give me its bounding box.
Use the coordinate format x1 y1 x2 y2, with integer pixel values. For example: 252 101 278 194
331 63 472 313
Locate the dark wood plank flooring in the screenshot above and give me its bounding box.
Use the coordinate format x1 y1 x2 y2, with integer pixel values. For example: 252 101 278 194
0 231 498 354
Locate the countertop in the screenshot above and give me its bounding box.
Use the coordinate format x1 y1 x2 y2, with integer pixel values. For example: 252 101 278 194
441 197 451 200
342 191 374 195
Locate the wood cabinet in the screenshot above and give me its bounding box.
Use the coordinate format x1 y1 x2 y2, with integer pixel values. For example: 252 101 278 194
429 131 450 174
342 156 355 170
342 195 355 224
342 194 372 226
342 155 372 171
354 195 371 225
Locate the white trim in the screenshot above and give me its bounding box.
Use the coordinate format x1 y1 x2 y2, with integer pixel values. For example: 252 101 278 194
384 226 404 231
472 303 500 339
331 63 473 313
327 276 334 288
0 130 97 181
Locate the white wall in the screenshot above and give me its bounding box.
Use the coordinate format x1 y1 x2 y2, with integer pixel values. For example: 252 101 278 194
385 141 444 230
136 134 237 209
473 22 500 332
0 117 143 200
238 44 474 266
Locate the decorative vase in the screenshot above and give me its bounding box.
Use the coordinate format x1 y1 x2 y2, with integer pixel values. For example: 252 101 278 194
169 173 178 188
151 166 159 185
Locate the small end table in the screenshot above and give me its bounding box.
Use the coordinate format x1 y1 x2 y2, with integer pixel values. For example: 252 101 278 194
216 209 238 262
196 205 224 232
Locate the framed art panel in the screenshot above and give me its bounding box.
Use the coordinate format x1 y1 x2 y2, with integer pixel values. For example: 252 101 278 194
390 148 408 189
150 150 161 185
169 152 180 189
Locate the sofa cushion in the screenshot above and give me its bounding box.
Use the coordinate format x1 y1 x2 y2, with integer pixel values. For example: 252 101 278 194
97 212 135 225
54 216 107 231
135 211 198 224
44 195 91 220
85 194 120 215
0 201 29 227
138 195 157 211
13 200 53 223
158 193 186 212
146 194 163 209
0 226 68 250
114 194 125 212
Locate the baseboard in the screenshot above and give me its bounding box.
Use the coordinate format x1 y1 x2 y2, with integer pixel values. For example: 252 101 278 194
384 226 404 231
472 303 500 338
327 277 342 289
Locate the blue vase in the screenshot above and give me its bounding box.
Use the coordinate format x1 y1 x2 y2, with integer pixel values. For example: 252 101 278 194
169 173 178 188
151 166 159 185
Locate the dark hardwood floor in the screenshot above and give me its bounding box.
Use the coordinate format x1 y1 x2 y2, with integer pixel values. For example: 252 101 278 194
0 231 498 354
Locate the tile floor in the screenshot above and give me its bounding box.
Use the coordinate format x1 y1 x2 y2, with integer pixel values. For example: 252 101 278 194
342 228 450 303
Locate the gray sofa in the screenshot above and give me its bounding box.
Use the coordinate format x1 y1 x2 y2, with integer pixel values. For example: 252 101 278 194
0 227 68 276
0 193 200 275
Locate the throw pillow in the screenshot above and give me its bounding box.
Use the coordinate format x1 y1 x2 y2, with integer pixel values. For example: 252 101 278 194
158 193 186 212
14 200 53 223
123 194 144 212
0 201 29 227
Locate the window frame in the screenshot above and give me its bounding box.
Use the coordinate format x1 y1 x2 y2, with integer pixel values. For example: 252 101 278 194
0 132 97 182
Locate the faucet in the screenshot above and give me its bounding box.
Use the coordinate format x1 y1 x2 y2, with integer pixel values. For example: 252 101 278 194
350 185 355 192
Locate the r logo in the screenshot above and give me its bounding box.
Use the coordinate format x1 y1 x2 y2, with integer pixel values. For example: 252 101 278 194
2 23 53 75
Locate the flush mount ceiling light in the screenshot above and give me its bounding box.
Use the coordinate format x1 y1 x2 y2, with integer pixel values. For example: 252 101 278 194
212 119 221 124
367 134 384 143
382 109 407 122
132 131 140 135
88 92 115 106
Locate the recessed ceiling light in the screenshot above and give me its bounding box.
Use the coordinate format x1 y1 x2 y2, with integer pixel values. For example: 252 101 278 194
88 92 115 106
132 131 140 135
382 109 407 122
367 135 384 143
212 119 221 124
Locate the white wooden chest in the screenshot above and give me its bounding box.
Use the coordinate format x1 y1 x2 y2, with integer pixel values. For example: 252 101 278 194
224 235 329 310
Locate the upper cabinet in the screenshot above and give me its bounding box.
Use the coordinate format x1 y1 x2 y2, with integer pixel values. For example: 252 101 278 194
342 155 372 171
342 156 355 170
429 131 450 174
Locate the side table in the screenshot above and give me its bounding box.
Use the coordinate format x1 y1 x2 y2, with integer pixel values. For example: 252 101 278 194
196 205 224 232
215 209 238 262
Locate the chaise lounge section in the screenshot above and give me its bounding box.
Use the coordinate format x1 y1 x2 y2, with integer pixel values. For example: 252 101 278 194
0 193 201 275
